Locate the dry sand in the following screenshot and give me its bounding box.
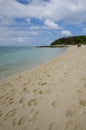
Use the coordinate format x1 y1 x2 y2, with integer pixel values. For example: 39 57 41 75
0 45 86 130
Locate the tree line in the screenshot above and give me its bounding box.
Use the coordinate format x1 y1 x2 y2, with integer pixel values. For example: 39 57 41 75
51 36 86 46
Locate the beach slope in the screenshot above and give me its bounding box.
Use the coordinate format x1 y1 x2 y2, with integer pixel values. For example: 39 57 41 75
0 46 86 130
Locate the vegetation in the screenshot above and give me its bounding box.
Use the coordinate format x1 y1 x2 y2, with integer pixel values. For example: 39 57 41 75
51 36 86 46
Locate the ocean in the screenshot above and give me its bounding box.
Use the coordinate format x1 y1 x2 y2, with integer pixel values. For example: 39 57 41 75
0 46 66 79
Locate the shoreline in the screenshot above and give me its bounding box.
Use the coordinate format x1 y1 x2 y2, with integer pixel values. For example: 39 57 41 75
0 47 67 82
0 45 86 130
0 46 67 81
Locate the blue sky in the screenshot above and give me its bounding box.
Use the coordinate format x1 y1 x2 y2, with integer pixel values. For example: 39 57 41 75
0 0 86 46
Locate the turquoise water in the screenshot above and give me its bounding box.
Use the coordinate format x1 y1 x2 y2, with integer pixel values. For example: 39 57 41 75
0 46 66 79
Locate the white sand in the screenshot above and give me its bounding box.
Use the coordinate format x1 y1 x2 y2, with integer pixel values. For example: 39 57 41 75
0 45 86 130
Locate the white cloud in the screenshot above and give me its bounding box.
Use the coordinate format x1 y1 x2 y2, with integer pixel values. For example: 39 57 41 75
0 26 42 45
61 30 72 36
18 37 24 43
44 19 60 29
0 0 86 45
29 25 44 30
0 0 86 23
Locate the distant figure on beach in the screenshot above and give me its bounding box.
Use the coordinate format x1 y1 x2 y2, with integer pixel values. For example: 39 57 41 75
77 44 81 48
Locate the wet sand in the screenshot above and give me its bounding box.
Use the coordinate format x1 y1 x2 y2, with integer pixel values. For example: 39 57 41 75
0 45 86 130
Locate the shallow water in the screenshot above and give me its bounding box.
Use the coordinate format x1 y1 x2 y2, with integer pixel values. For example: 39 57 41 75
0 46 66 79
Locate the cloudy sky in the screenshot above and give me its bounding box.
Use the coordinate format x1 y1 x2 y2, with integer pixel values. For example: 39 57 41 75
0 0 86 46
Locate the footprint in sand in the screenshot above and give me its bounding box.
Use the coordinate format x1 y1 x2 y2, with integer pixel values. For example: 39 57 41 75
23 87 29 92
77 89 86 106
64 72 69 77
49 122 59 130
0 95 5 100
81 78 86 81
0 94 13 105
29 111 39 123
6 82 12 87
28 99 37 106
79 100 86 106
1 88 6 92
0 111 2 117
7 97 14 105
33 89 51 95
23 82 29 86
77 89 82 97
46 74 51 77
81 78 86 82
81 78 86 87
66 110 74 118
52 101 58 108
19 97 25 104
39 82 47 86
64 72 68 75
39 89 51 95
0 93 10 100
33 89 38 94
4 109 16 120
12 116 28 126
39 90 43 95
85 84 86 88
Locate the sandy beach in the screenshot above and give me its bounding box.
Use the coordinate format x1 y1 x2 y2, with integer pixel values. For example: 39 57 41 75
0 45 86 130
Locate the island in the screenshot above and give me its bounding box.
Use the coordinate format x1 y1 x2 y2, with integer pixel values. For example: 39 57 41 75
51 35 86 46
